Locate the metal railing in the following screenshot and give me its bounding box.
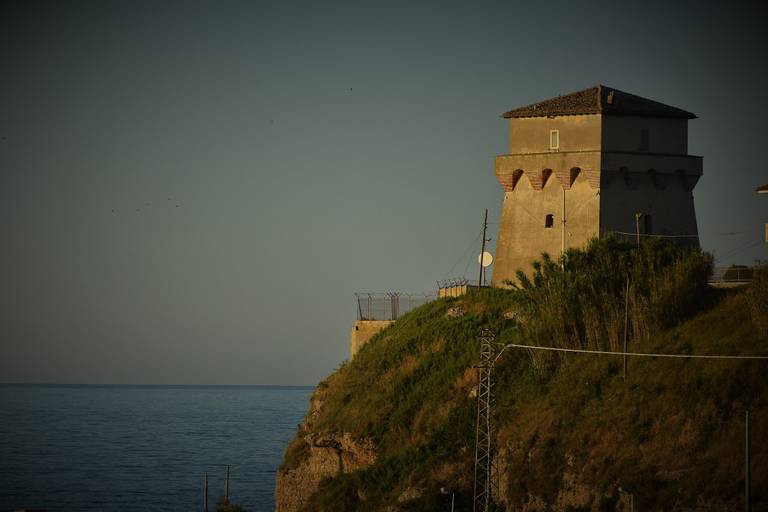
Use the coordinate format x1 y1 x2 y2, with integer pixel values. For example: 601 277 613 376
604 230 700 247
355 292 435 321
709 266 757 284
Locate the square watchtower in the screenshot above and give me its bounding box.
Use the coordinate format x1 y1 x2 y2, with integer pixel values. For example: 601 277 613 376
492 85 702 286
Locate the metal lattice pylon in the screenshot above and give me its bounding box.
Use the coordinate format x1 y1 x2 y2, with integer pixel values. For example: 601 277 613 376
473 328 500 512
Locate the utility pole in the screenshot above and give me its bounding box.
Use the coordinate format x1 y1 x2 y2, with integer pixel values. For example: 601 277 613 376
746 409 751 512
562 188 567 261
623 276 630 380
203 472 208 512
224 465 230 504
478 209 489 287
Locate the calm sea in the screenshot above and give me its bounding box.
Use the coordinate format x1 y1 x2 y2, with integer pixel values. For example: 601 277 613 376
0 384 313 512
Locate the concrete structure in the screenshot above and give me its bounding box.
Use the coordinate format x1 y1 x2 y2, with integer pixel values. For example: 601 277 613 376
437 283 481 298
350 320 394 358
492 85 702 286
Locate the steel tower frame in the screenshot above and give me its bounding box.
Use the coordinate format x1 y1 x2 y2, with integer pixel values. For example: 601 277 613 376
473 328 500 512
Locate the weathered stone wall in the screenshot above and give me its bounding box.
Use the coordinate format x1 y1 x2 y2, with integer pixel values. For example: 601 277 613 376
602 115 688 154
492 112 701 286
599 170 700 242
350 320 394 359
492 172 600 286
508 114 601 153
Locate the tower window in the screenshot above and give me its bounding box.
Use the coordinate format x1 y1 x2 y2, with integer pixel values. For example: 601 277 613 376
640 129 649 151
550 130 559 150
545 214 554 228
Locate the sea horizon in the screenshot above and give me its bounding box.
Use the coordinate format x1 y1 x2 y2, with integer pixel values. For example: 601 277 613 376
0 382 316 389
1 384 313 511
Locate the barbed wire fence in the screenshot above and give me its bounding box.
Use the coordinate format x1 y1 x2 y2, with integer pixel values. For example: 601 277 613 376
355 292 436 321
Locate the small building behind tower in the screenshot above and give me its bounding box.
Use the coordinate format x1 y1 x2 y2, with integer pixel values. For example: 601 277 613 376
492 85 702 286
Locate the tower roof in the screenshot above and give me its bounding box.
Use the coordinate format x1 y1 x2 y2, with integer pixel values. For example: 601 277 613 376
501 85 697 119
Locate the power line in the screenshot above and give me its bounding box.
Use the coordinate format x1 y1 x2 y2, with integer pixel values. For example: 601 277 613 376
714 230 753 236
610 231 699 239
502 343 768 360
443 229 483 281
462 222 487 279
716 240 764 262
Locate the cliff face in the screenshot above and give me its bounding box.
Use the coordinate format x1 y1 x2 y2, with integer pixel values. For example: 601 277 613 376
276 382 377 512
275 258 768 511
275 431 376 512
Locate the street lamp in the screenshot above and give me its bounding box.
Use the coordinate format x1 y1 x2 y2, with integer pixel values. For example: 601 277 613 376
440 487 455 512
618 486 634 512
635 212 644 247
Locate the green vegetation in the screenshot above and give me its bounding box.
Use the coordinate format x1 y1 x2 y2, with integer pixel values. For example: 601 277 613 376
283 239 768 511
507 237 712 353
747 265 768 335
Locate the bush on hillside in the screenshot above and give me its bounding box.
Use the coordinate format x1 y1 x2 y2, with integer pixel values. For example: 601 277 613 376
507 237 712 353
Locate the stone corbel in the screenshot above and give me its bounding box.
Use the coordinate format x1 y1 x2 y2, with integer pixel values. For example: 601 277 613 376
648 169 667 190
619 167 636 189
675 170 700 191
524 169 544 190
541 168 553 189
556 167 582 189
510 169 524 191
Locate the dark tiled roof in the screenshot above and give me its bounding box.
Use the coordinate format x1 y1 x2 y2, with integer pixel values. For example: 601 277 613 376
757 184 768 193
502 85 696 119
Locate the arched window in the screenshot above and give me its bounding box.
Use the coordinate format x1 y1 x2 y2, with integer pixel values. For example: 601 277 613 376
545 214 554 228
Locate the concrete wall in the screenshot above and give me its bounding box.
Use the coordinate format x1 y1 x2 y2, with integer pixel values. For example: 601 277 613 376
437 285 479 298
602 116 688 155
509 115 601 154
350 320 394 359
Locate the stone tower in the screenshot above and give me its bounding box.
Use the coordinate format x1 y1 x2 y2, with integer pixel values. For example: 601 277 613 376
492 85 702 286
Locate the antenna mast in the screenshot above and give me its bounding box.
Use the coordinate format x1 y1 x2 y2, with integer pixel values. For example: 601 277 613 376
478 209 489 287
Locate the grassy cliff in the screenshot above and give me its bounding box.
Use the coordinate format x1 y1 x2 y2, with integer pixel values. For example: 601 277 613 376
278 240 768 511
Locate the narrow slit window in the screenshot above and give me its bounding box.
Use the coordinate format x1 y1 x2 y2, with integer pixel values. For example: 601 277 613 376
550 129 559 150
640 129 649 151
545 214 554 228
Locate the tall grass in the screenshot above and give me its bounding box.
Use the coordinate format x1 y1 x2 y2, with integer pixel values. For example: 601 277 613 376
507 237 712 354
746 265 768 335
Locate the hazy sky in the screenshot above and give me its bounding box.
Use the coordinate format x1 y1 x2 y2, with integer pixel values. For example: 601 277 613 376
1 0 767 385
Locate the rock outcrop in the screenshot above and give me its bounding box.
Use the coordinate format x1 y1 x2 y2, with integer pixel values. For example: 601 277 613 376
275 389 377 512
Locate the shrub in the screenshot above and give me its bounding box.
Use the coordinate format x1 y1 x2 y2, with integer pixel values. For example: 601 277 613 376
746 265 768 335
507 237 712 354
